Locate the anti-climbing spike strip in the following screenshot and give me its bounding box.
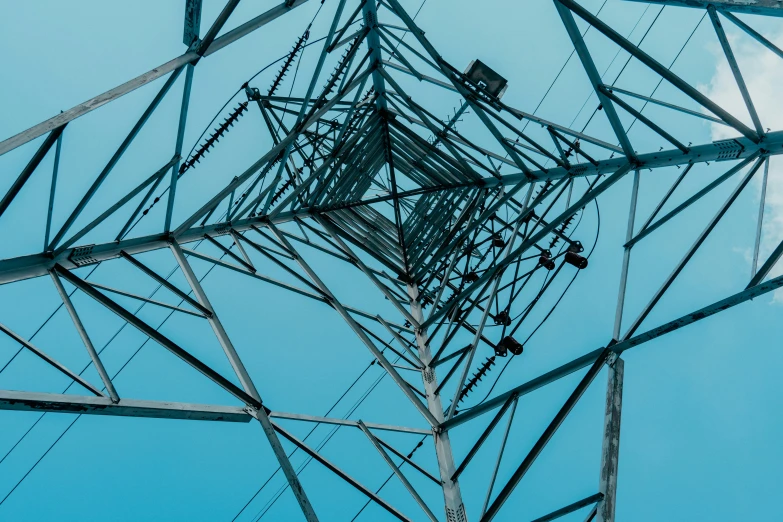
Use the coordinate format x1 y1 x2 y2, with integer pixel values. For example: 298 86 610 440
0 0 782 520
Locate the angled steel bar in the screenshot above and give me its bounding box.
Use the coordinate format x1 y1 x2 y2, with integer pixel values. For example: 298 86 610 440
0 0 313 156
433 349 469 396
267 223 439 427
532 493 604 522
0 390 252 422
600 87 689 152
0 320 105 398
752 158 770 278
169 240 261 400
376 315 425 367
637 163 694 234
554 1 636 160
271 421 412 522
88 281 207 318
623 156 764 339
605 86 725 125
61 156 177 250
452 393 517 481
624 156 752 246
358 421 439 522
618 271 783 352
165 63 195 232
614 170 640 339
707 6 763 136
203 234 256 273
49 66 185 251
49 270 119 402
481 397 519 517
44 126 64 250
120 250 212 317
195 0 241 56
747 234 783 288
721 10 783 58
481 348 612 522
558 0 759 142
53 264 261 408
268 411 431 436
0 125 65 219
248 405 322 522
375 436 441 485
228 229 254 268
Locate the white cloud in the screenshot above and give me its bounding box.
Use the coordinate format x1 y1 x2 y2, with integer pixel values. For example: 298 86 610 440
701 29 783 302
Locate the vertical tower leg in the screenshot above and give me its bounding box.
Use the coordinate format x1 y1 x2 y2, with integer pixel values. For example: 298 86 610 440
408 284 468 522
596 356 623 522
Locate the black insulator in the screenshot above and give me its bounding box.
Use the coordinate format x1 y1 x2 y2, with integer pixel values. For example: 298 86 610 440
539 251 555 271
564 251 588 269
497 336 523 357
464 271 479 283
494 310 511 326
457 356 496 404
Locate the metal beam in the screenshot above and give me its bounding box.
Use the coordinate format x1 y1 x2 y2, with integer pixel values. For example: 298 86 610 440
0 390 251 422
624 0 783 17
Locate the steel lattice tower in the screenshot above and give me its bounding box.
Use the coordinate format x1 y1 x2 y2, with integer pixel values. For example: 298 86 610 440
1 1 782 520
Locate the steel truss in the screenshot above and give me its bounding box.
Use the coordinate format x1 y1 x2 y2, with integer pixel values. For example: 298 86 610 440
1 0 782 520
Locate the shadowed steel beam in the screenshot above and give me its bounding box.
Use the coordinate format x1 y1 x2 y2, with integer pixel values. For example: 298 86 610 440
752 158 770 278
0 126 65 219
721 10 783 58
624 0 783 17
88 281 207 318
707 6 763 136
0 0 313 157
481 348 611 522
0 390 252 422
0 321 105 398
554 1 636 160
169 241 261 400
44 126 64 250
195 0 240 56
532 493 604 522
272 421 412 522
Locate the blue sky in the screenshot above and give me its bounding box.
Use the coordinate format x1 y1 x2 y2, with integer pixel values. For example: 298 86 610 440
0 1 782 521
